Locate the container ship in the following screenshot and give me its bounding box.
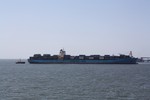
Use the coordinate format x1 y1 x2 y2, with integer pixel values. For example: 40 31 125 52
28 49 137 64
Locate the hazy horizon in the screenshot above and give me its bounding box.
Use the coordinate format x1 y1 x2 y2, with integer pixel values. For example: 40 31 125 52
0 0 150 59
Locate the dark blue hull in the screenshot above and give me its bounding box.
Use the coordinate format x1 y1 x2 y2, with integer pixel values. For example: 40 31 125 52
28 58 137 64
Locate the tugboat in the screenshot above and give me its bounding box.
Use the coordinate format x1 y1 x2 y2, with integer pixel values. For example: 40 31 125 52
16 59 25 64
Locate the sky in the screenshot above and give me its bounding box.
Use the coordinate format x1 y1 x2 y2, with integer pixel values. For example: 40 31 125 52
0 0 150 59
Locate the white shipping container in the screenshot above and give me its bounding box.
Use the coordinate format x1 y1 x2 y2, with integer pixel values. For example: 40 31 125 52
70 56 75 59
89 57 94 59
99 56 104 60
79 56 84 59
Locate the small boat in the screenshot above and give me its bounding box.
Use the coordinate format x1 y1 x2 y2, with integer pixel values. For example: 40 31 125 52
16 59 25 64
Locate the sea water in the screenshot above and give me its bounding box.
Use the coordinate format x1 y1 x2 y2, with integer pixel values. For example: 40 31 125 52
0 60 150 100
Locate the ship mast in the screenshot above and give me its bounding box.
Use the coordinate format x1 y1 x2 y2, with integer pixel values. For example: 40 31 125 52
129 51 133 57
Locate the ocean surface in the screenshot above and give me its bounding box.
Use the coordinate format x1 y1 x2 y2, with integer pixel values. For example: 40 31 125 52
0 60 150 100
